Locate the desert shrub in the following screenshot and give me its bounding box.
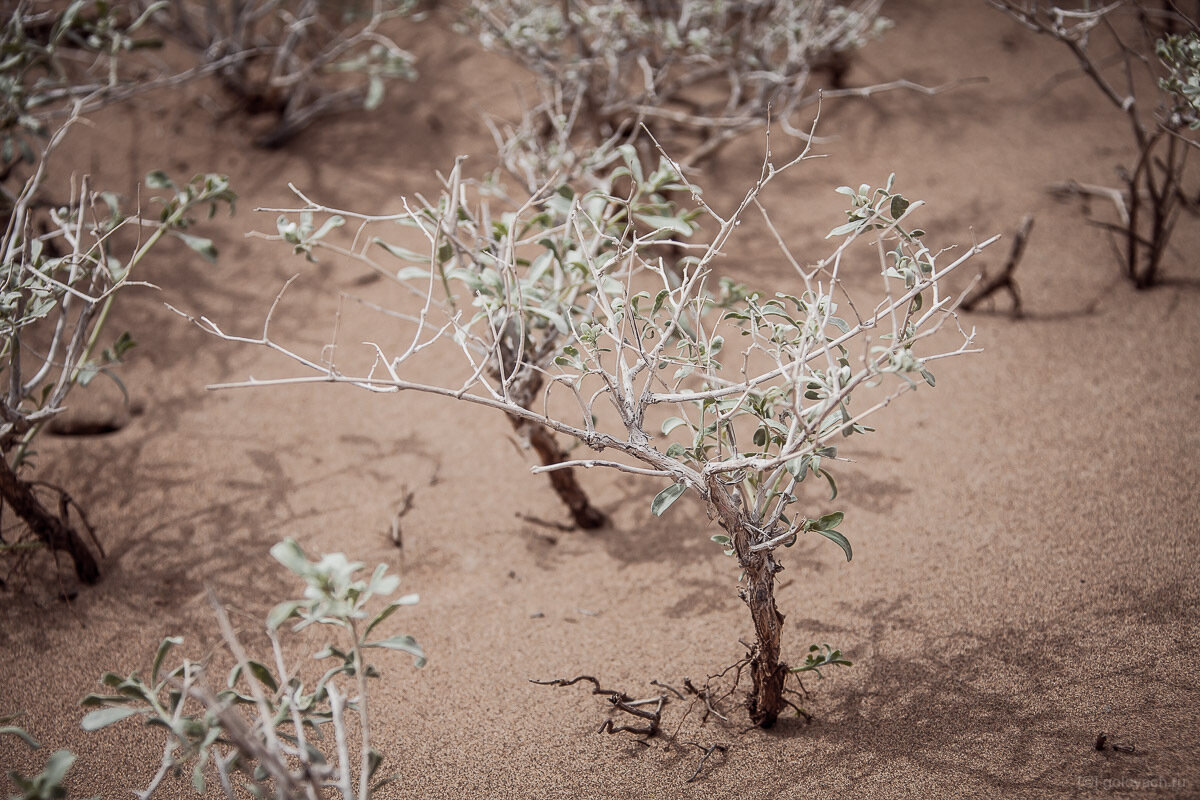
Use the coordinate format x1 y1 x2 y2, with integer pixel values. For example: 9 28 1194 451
0 124 234 582
150 0 419 147
80 539 423 799
1 0 169 204
189 139 996 727
989 0 1199 288
2 541 419 798
465 0 891 177
0 2 237 586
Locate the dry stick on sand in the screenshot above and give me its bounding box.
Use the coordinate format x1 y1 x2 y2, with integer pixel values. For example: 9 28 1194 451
961 214 1034 316
533 675 729 781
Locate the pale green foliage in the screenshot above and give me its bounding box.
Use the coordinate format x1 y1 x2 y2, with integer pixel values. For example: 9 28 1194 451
468 0 889 171
79 540 422 799
255 142 987 577
2 722 82 800
0 0 163 170
157 0 418 146
1 170 235 466
1158 31 1200 129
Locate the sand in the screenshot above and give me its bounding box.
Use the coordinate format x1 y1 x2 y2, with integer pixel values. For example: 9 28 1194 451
2 1 1198 798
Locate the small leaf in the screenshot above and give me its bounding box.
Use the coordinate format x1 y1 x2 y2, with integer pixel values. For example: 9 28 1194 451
367 747 384 779
0 726 39 749
270 539 310 576
815 529 852 562
819 469 838 501
267 600 305 630
363 595 418 641
651 482 687 516
146 170 174 189
890 194 910 219
375 239 427 263
80 706 142 731
362 635 426 667
652 289 669 317
661 417 689 435
230 661 278 693
920 368 936 387
40 749 76 787
710 534 730 545
364 76 385 110
814 512 844 530
151 636 184 686
174 232 218 263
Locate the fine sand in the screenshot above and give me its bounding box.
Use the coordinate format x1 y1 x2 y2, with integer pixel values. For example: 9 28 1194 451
2 2 1198 798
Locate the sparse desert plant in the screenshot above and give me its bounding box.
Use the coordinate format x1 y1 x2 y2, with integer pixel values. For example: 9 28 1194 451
1 1 160 163
186 138 996 727
466 0 893 171
80 539 423 799
150 0 418 148
263 147 699 527
1 720 78 800
989 0 1199 288
0 112 235 583
0 0 257 206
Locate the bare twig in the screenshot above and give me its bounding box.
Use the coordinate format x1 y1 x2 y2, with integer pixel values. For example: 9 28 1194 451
961 214 1033 316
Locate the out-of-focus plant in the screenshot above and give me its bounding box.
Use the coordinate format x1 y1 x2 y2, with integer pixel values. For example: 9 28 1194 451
152 0 418 148
80 539 423 799
464 0 901 178
1 0 165 195
1 720 82 800
186 138 996 727
989 1 1199 288
0 109 234 582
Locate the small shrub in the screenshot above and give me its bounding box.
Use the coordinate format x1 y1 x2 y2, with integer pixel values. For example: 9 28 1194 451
0 156 234 582
989 0 1200 288
153 0 419 147
465 0 890 174
194 139 996 727
80 539 423 798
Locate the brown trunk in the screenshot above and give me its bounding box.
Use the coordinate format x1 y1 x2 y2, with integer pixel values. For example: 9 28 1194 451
502 350 608 530
707 480 787 727
0 457 100 583
510 415 608 529
743 548 787 728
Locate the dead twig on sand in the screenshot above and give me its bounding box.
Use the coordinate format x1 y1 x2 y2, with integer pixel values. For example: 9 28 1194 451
962 214 1034 317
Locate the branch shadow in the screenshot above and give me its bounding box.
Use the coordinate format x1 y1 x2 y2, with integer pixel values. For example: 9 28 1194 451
771 584 1200 795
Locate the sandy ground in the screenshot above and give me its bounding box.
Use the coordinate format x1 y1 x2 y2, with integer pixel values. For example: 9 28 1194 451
2 1 1199 798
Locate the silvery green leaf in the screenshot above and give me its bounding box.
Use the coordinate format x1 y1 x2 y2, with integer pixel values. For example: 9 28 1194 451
0 726 39 749
376 239 427 263
151 636 183 686
363 635 426 667
267 600 306 630
651 482 686 516
173 232 218 264
270 539 310 576
365 76 385 110
814 511 844 530
80 706 142 731
145 170 173 189
661 416 690 435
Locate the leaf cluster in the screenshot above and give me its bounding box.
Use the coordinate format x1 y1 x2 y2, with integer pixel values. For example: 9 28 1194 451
1 171 234 464
78 539 422 799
